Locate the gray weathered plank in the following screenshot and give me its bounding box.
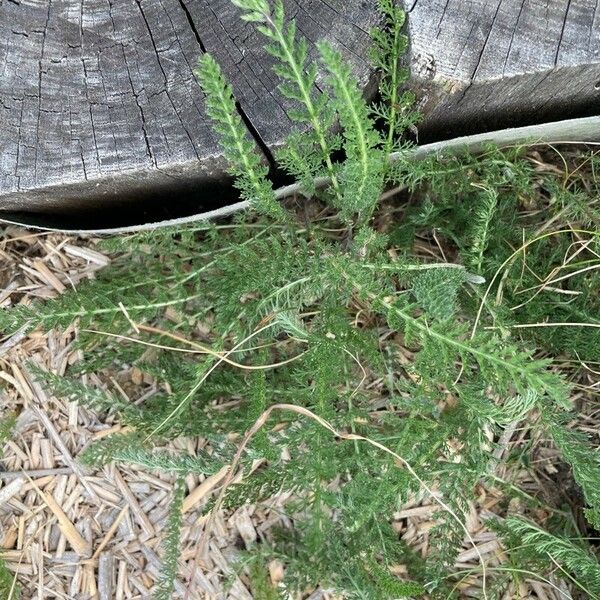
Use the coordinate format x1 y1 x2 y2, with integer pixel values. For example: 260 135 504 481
0 0 379 212
407 0 600 137
2 0 600 215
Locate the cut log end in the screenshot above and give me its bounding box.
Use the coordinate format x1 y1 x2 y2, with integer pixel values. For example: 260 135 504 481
407 0 600 139
1 0 599 218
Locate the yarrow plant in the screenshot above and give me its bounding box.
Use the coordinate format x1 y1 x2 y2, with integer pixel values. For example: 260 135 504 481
2 0 599 598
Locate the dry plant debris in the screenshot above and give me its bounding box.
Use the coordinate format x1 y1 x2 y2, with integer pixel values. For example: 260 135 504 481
0 221 589 600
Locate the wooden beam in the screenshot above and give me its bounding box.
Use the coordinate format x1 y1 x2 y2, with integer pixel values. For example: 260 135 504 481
1 0 599 215
407 0 600 138
0 0 379 212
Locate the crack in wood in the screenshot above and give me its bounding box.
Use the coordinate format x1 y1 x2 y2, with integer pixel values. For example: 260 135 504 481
2 0 599 214
176 0 207 53
555 0 574 66
235 100 277 168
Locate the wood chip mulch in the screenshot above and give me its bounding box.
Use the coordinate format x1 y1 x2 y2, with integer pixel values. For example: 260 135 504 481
0 226 575 599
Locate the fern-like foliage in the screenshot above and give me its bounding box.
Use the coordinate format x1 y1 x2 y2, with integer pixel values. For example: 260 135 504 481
3 2 599 599
81 432 225 475
232 0 343 202
0 414 16 446
501 517 600 598
32 366 144 423
466 183 498 273
244 557 282 600
0 560 19 600
370 0 418 154
317 41 385 222
196 54 283 219
153 477 186 600
0 415 20 600
544 413 600 529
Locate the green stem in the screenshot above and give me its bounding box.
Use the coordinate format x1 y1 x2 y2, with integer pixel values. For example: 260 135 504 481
385 22 401 156
264 14 343 204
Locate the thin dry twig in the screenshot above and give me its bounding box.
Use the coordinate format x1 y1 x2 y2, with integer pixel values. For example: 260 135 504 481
81 325 308 371
184 403 489 600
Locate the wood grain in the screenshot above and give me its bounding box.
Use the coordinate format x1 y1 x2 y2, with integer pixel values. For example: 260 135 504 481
407 0 600 138
0 0 379 211
1 0 599 213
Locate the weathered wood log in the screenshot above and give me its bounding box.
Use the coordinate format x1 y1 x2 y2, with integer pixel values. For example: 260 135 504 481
1 0 599 218
407 0 600 139
0 0 379 213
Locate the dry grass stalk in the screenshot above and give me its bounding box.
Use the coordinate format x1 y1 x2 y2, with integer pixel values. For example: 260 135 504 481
0 208 591 600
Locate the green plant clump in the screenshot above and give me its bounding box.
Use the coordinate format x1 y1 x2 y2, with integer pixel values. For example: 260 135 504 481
2 0 599 598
